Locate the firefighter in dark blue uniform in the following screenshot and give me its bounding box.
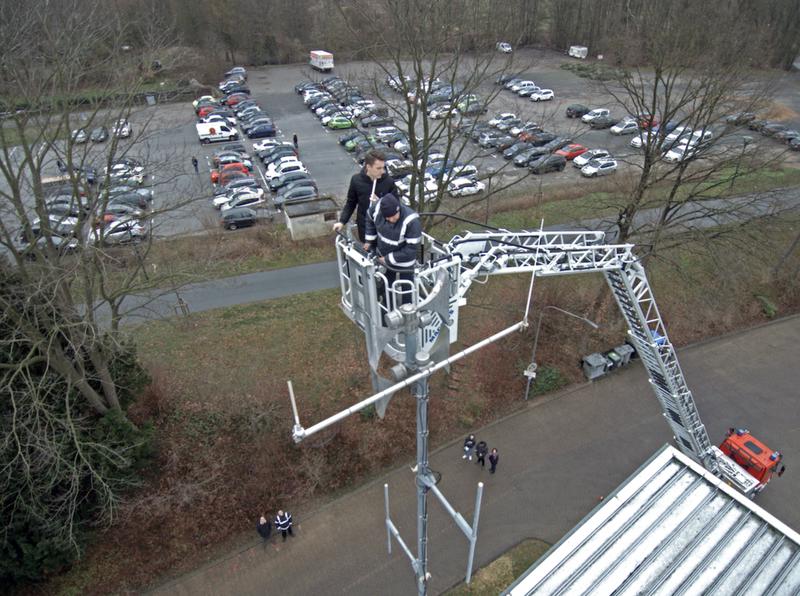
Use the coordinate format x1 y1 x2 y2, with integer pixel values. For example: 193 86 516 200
364 193 422 306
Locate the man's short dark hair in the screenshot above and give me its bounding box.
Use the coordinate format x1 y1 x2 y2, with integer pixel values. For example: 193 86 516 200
364 149 386 166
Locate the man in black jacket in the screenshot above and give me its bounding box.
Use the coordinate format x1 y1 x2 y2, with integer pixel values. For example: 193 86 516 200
334 149 396 243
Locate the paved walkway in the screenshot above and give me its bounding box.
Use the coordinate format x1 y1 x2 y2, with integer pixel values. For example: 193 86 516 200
149 315 800 595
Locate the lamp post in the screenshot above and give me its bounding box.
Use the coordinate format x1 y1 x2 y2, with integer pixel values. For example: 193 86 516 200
523 305 600 401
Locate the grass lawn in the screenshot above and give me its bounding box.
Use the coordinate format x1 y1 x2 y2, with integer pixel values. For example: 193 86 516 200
444 538 551 595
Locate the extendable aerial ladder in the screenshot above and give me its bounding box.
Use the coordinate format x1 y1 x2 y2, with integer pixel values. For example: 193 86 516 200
289 225 761 594
335 227 721 473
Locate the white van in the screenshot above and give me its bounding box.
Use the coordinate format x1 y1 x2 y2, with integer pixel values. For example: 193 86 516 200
196 122 239 144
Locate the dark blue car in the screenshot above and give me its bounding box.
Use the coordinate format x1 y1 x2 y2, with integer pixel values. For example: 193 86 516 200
247 124 276 139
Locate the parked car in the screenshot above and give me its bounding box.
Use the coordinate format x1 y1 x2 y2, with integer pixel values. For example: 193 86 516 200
529 89 554 102
489 113 517 127
265 160 307 181
776 129 800 143
247 123 277 139
221 207 257 230
447 177 485 197
213 187 263 209
555 144 589 160
112 119 132 138
581 108 611 123
361 114 393 127
324 115 352 130
663 142 700 163
274 185 319 208
213 177 259 196
90 126 109 142
503 141 532 160
610 118 639 135
496 42 513 54
566 104 590 118
496 117 522 132
513 146 550 167
88 218 146 245
726 112 756 126
510 121 542 137
573 148 612 168
386 158 414 178
429 104 453 119
747 119 770 132
496 136 517 151
526 131 557 146
72 128 88 143
268 170 314 192
529 154 567 174
580 157 618 177
478 130 503 148
789 137 800 151
193 95 218 109
224 66 247 80
589 116 617 130
220 192 265 212
636 113 659 129
510 81 537 94
762 123 788 137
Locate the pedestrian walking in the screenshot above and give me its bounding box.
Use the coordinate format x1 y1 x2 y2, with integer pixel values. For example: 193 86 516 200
256 514 272 546
292 133 299 150
275 509 294 541
56 159 67 174
488 448 499 474
462 434 476 461
191 156 199 173
475 440 488 468
333 149 397 242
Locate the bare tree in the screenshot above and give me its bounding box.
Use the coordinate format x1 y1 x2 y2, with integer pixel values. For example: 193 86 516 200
327 0 540 229
584 2 797 259
0 0 200 579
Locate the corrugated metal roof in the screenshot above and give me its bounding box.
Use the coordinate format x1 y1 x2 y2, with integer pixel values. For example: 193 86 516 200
504 444 800 596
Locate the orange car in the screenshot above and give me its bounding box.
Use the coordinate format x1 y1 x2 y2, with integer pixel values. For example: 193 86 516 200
211 162 249 184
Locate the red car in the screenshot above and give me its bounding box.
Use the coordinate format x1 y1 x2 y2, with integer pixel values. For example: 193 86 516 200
223 93 250 107
637 113 659 129
211 162 249 184
197 105 218 118
555 144 589 160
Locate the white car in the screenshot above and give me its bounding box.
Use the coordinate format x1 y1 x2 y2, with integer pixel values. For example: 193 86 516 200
449 164 479 179
610 119 639 135
88 218 147 245
663 126 693 146
203 114 236 128
573 149 611 168
220 193 265 212
581 158 618 177
253 139 290 152
415 153 446 169
630 131 654 149
192 95 217 109
112 119 132 138
529 89 554 102
496 42 512 54
687 129 713 145
447 177 485 197
106 163 145 185
663 142 700 163
581 108 610 123
265 160 307 181
396 172 437 196
510 80 537 93
213 187 263 209
488 112 517 127
429 104 453 119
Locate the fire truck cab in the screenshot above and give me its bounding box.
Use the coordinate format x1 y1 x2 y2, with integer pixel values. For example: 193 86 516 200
719 428 786 494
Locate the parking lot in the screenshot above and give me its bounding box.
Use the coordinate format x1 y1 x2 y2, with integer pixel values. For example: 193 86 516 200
49 47 797 242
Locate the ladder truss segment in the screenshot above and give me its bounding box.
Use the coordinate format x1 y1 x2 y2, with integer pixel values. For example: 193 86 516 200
604 262 717 471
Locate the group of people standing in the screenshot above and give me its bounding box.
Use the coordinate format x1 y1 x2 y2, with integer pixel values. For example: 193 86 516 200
256 509 294 548
462 434 500 473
